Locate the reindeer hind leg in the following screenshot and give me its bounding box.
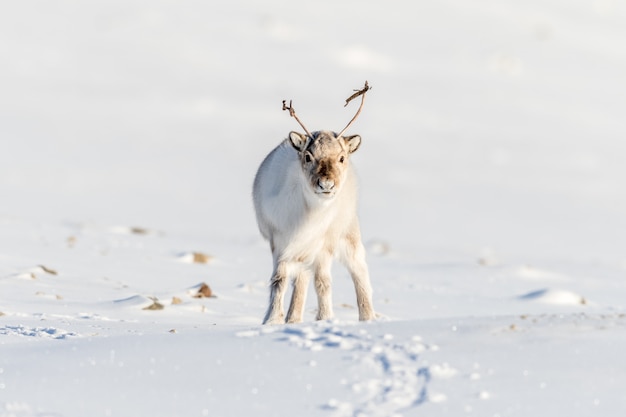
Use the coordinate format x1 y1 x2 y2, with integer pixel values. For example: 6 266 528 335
340 228 375 321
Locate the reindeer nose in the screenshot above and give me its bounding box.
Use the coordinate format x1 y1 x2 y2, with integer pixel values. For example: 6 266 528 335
317 178 335 192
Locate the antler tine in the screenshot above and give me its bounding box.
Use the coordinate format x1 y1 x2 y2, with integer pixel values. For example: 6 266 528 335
337 81 371 138
282 100 313 139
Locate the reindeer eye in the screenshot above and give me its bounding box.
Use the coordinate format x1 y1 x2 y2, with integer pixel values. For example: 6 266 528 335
339 156 345 163
304 153 312 163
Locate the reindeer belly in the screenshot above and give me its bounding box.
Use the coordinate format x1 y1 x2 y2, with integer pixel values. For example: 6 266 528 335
275 208 340 264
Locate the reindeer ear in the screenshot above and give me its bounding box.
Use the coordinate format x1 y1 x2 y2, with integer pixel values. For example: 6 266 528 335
343 135 362 153
289 131 308 152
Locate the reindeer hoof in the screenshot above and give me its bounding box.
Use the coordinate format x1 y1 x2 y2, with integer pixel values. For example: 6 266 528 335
358 311 376 321
263 316 285 325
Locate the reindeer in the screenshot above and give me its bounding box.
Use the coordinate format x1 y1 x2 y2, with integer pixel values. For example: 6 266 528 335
253 82 375 324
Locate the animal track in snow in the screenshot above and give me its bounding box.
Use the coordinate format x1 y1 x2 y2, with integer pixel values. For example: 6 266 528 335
258 322 453 415
0 325 77 339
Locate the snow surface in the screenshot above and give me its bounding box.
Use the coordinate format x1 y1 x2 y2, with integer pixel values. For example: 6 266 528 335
1 0 626 416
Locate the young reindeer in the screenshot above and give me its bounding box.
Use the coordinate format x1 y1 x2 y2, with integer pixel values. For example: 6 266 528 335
253 82 375 324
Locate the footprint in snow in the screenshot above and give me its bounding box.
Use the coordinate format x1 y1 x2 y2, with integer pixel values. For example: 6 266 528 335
237 322 456 415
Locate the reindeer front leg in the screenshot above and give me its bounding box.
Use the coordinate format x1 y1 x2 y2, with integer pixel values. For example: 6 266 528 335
286 265 311 324
314 251 334 321
263 260 289 325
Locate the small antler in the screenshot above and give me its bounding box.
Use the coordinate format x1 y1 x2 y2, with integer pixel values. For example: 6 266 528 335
282 100 313 139
337 81 371 138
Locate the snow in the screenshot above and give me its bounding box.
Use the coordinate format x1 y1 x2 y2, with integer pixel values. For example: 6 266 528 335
1 0 626 416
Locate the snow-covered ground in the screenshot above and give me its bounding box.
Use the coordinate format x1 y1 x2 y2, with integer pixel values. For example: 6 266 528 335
1 1 626 416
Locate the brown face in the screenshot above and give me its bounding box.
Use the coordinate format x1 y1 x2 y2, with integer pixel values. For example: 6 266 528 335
289 131 361 198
